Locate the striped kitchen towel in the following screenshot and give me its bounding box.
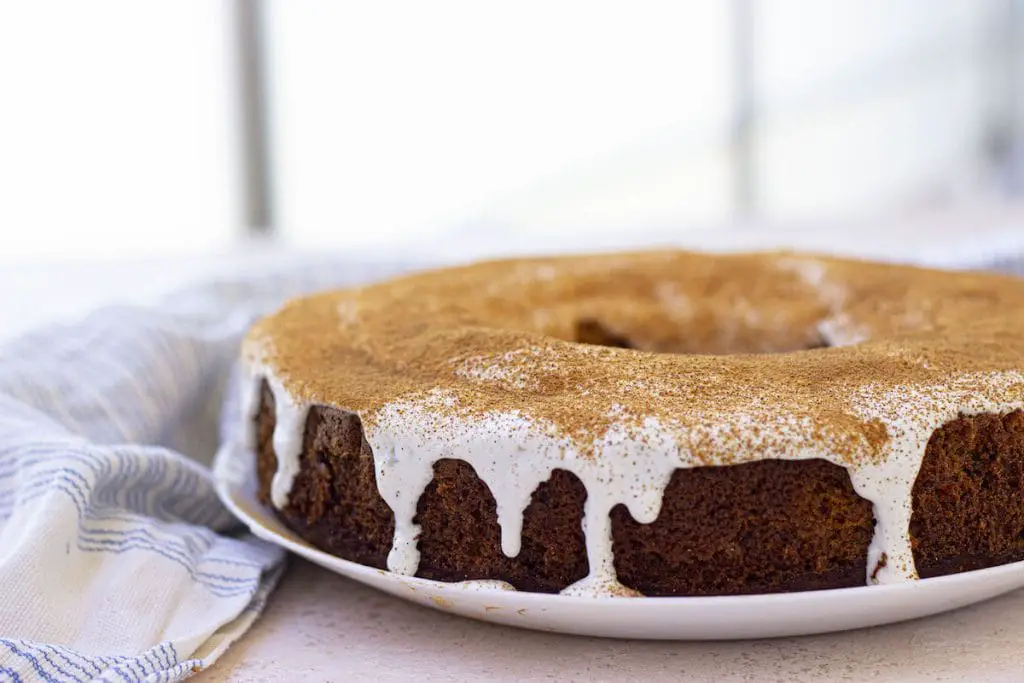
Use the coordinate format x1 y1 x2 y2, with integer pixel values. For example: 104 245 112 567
0 259 416 682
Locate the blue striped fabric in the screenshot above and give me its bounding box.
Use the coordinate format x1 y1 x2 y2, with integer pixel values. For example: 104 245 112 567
0 259 416 682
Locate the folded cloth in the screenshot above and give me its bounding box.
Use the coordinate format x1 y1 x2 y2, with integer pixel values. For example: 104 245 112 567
0 259 414 682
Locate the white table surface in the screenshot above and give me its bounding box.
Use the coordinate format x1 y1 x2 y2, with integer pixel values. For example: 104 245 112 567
197 558 1024 682
5 207 1024 682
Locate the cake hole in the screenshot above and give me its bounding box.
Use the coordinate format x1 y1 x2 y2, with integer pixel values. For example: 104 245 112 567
573 318 830 354
575 319 634 349
805 333 831 351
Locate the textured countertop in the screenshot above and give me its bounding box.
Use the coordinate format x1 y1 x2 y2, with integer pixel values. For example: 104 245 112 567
199 559 1024 682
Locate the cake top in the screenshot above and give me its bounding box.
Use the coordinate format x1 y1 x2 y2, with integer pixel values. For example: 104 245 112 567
243 250 1024 468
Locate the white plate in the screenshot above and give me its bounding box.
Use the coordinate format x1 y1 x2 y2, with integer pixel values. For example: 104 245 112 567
213 437 1024 640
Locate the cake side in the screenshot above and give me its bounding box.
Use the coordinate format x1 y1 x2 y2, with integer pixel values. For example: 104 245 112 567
255 388 1024 596
255 382 395 569
610 459 874 596
910 410 1024 576
414 459 589 592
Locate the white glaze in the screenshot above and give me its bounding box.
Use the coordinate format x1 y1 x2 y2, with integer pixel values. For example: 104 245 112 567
243 371 310 509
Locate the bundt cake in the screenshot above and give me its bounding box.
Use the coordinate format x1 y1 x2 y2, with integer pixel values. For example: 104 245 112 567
240 251 1024 596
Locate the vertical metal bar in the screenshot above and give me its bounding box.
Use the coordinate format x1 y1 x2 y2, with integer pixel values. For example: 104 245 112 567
731 0 756 217
234 0 274 235
985 0 1022 191
1009 0 1023 194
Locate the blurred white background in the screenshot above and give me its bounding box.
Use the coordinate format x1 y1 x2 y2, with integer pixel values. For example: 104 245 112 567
0 0 1022 263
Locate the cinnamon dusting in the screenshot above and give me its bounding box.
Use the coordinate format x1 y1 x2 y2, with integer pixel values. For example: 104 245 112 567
243 250 1024 467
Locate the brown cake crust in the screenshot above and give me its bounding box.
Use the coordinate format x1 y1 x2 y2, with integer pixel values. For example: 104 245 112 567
256 382 395 569
414 460 589 592
610 459 874 596
910 410 1024 577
